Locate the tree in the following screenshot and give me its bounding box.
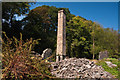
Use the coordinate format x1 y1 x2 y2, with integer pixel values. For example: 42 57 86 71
2 2 31 38
3 3 119 59
22 5 74 54
90 22 103 59
90 22 119 59
66 16 93 58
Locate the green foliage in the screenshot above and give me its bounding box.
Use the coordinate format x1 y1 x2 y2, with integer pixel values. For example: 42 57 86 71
22 5 74 54
105 58 119 65
92 24 119 59
66 16 93 58
2 32 53 79
2 3 119 59
66 15 119 59
118 60 120 79
96 58 119 78
2 2 31 39
2 3 120 80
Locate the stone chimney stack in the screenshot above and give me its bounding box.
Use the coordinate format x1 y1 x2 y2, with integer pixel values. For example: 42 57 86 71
56 10 66 62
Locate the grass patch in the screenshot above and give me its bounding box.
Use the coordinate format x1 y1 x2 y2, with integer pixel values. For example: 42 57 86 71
95 58 119 78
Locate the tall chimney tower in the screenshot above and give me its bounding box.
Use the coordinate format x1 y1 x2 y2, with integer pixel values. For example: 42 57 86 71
56 10 66 62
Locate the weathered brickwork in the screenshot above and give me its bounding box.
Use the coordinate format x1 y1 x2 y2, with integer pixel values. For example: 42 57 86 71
56 10 66 62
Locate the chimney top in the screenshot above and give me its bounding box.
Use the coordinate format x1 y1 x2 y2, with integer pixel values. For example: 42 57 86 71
58 10 65 13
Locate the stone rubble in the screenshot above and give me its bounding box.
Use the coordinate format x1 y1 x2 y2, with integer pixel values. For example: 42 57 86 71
105 61 117 68
51 58 115 78
41 48 52 59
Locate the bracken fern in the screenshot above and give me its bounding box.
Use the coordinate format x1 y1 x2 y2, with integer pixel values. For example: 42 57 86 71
2 32 54 79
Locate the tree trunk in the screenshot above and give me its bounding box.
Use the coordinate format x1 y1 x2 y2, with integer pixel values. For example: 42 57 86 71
93 39 95 59
93 26 95 59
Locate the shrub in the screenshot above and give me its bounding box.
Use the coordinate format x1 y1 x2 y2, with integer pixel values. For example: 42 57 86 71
2 32 54 79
